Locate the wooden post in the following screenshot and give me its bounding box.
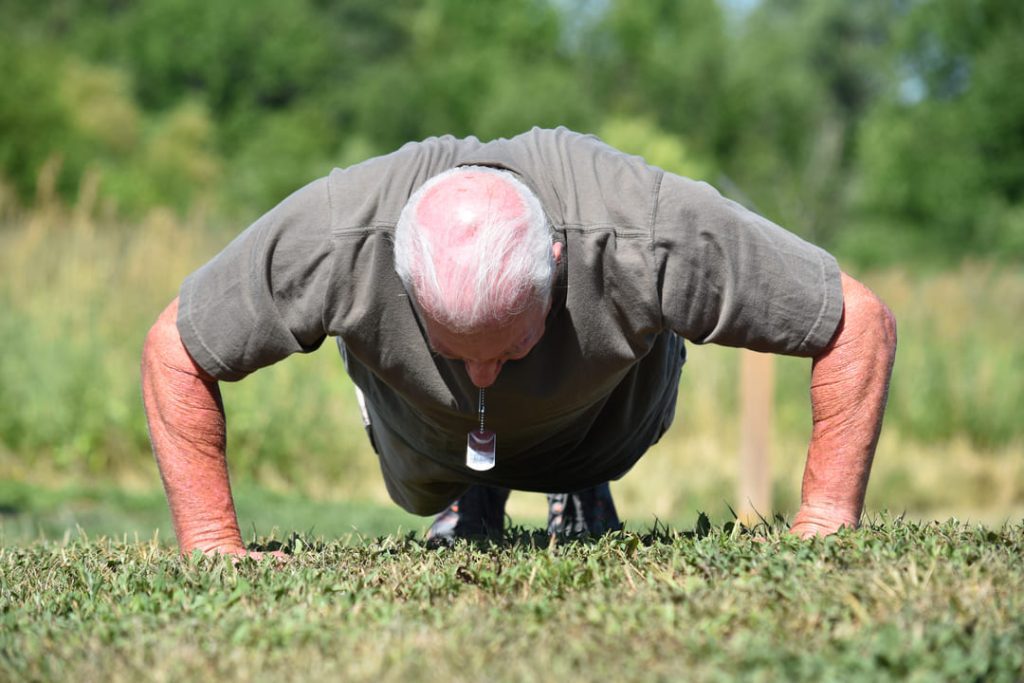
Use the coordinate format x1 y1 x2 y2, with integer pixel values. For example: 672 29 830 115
738 349 774 525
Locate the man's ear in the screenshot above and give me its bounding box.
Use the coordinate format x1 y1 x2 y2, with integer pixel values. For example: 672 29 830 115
552 241 564 265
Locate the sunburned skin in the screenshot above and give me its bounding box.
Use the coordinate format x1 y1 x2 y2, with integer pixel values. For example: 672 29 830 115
142 298 260 558
789 272 897 538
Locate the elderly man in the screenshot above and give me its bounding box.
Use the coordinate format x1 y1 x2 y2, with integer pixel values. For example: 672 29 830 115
142 127 896 557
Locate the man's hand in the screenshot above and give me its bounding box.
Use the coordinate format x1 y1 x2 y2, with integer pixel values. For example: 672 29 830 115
790 272 897 538
141 297 246 555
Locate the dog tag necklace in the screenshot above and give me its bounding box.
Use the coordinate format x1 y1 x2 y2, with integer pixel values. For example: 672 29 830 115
466 388 496 471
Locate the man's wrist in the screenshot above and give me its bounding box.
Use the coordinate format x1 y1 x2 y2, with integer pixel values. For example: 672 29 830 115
178 526 245 556
790 501 860 538
181 543 247 557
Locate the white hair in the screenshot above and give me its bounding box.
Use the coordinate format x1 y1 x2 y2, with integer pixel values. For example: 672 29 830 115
394 166 555 332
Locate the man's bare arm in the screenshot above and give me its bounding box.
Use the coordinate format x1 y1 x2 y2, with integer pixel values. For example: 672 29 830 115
790 272 897 538
141 297 247 555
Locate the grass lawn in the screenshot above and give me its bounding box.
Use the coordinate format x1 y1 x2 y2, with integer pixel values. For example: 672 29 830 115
1 484 1021 682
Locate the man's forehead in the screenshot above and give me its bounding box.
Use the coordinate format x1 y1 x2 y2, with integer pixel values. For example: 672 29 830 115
422 307 544 358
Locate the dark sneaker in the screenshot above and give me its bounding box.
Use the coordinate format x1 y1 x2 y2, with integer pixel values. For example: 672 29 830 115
426 484 510 545
547 483 622 536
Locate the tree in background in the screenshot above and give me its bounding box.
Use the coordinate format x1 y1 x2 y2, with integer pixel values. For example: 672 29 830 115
853 0 1024 262
716 0 893 248
1 0 1022 262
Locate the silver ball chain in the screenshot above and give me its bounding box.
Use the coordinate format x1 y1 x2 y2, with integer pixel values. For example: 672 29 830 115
477 388 486 432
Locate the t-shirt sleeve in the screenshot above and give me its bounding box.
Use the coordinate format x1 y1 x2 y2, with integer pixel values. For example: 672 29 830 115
177 177 337 381
654 173 843 357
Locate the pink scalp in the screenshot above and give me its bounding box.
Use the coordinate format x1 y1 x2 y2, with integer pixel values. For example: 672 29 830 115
416 170 527 248
413 170 531 325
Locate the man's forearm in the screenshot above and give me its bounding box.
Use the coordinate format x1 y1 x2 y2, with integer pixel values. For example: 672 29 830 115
791 272 897 537
141 298 245 554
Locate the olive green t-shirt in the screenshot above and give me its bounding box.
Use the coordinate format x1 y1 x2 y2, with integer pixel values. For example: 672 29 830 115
178 127 842 508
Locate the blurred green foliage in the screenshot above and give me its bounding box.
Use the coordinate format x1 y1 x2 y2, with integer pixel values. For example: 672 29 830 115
0 1 1021 513
1 0 1022 262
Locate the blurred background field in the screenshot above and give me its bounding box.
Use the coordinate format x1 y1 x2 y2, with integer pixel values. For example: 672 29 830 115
1 0 1021 540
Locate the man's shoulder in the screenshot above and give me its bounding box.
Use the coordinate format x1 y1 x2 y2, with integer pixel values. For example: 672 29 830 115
502 128 665 229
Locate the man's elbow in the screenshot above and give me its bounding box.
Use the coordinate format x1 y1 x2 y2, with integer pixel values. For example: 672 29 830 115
862 291 896 358
839 272 897 358
141 297 210 381
143 301 177 368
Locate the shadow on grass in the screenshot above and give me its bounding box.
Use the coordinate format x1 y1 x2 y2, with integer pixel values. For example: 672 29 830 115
245 510 795 556
3 479 820 553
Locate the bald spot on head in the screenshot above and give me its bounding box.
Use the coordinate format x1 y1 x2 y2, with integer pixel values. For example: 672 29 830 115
393 165 555 338
416 170 528 252
413 170 535 327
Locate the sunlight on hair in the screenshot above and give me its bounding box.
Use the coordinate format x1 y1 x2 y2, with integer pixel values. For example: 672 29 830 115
394 166 555 332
